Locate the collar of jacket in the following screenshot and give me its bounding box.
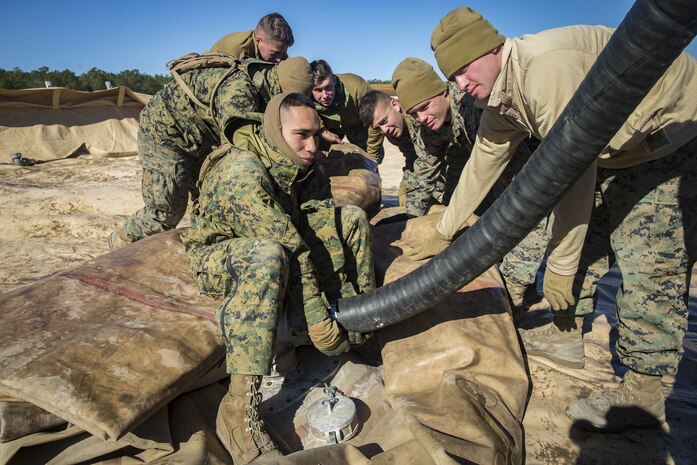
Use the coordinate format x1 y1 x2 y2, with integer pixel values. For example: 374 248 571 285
481 37 523 123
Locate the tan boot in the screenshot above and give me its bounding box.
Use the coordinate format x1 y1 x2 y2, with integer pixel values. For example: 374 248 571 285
107 227 132 250
504 277 527 310
566 370 665 432
518 318 585 368
504 277 528 324
216 374 280 464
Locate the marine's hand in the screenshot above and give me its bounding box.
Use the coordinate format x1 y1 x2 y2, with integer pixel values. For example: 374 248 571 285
321 129 342 144
347 330 372 347
308 317 350 356
405 230 452 261
543 268 575 311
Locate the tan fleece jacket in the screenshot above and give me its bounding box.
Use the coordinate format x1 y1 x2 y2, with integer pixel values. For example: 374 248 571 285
209 30 257 59
437 25 697 276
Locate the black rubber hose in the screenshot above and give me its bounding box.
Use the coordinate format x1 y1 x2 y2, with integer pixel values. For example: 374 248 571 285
336 0 697 333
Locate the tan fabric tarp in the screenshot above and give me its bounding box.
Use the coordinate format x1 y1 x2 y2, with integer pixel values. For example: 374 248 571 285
0 87 148 163
0 231 223 441
0 210 529 464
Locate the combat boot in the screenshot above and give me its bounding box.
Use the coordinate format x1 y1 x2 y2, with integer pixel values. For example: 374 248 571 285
504 277 527 310
518 318 584 368
107 227 132 250
566 369 665 432
216 374 281 464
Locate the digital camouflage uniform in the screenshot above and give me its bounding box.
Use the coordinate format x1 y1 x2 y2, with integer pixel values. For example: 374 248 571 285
314 74 385 163
118 59 280 243
182 126 375 375
565 139 697 374
402 82 478 217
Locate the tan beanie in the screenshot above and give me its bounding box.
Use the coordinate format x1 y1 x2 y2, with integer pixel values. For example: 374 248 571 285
431 6 505 79
277 57 313 96
262 92 308 169
391 57 447 113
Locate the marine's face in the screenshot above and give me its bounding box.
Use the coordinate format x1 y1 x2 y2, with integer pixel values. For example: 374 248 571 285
452 48 502 101
407 91 451 131
281 105 322 166
312 76 336 107
255 32 288 63
372 98 405 138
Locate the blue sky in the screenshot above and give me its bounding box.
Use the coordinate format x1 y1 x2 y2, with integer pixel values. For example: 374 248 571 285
1 0 695 81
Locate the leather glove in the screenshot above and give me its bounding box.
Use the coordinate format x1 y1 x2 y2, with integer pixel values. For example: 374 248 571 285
308 317 350 356
405 230 452 261
543 268 575 311
347 330 372 347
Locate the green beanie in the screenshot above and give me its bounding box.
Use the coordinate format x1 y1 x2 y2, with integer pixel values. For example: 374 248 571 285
431 6 505 80
391 57 447 113
277 57 313 96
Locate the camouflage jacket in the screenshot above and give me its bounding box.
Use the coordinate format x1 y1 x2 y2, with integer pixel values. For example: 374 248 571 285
139 58 280 163
182 125 336 326
402 82 482 216
314 73 384 161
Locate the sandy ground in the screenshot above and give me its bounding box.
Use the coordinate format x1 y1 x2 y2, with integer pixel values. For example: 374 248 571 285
1 140 696 463
0 142 404 295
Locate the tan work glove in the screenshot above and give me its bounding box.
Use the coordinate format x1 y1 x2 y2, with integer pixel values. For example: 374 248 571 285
405 230 452 261
543 268 575 311
308 317 350 356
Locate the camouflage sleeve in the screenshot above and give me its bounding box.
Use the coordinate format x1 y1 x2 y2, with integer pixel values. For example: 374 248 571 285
215 158 328 325
215 73 265 142
450 85 482 148
403 116 448 216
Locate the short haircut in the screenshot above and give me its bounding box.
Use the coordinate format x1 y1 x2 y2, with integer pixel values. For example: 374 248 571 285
359 90 392 127
256 12 294 46
280 93 316 122
310 59 333 86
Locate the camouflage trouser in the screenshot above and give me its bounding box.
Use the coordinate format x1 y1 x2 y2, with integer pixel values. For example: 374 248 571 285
572 139 697 375
188 205 375 375
496 141 548 287
119 132 202 242
500 218 550 287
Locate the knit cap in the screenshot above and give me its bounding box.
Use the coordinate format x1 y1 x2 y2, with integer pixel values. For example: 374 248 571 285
277 57 313 96
391 57 447 112
430 6 505 79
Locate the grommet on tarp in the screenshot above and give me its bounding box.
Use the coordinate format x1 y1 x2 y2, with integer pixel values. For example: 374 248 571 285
306 384 359 444
11 153 37 166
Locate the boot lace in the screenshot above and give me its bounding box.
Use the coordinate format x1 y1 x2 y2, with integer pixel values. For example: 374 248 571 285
244 377 273 450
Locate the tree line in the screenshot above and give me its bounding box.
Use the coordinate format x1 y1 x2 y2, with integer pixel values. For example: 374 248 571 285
0 67 171 95
0 66 390 95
